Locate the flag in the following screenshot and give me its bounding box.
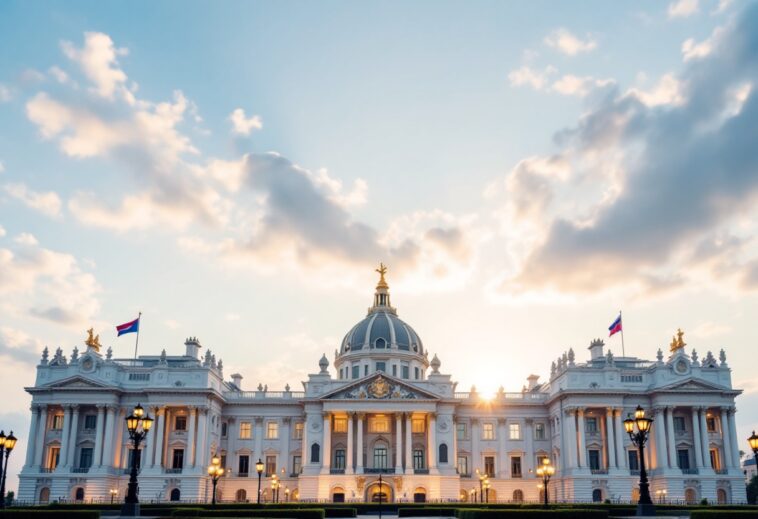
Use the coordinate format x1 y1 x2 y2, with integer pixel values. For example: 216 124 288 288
116 317 140 336
608 314 622 337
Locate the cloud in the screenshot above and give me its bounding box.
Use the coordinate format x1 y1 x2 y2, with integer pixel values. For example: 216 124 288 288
544 29 597 56
682 26 725 62
60 32 131 100
625 73 686 107
229 108 262 135
0 84 11 103
0 327 40 365
508 65 557 90
509 67 614 98
4 183 62 217
552 75 615 97
668 0 700 18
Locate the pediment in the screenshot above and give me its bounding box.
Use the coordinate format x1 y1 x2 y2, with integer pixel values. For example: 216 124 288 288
321 373 440 400
44 375 110 389
656 378 727 392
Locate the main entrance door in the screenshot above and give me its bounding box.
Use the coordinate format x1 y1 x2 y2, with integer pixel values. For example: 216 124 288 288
366 481 393 502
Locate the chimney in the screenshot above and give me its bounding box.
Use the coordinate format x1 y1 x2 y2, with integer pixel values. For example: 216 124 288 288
588 338 604 360
184 337 201 359
231 373 243 390
527 374 539 391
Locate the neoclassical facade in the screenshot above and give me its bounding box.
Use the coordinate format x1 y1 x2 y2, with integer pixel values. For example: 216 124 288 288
17 269 747 504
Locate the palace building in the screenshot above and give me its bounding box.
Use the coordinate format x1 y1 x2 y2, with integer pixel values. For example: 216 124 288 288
17 267 747 504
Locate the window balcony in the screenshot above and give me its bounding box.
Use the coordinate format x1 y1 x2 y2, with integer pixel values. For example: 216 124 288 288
459 473 471 478
40 468 56 473
681 468 699 475
414 468 429 475
237 472 249 477
72 467 90 473
511 473 522 478
629 469 640 476
330 468 345 474
164 468 183 474
364 467 393 474
715 468 728 475
590 469 608 475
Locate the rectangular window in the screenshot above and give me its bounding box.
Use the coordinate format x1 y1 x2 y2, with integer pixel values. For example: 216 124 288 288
79 447 93 469
484 456 495 477
83 415 97 430
585 417 598 433
457 455 468 475
588 449 601 470
48 446 60 469
414 367 420 379
52 414 64 430
376 361 386 373
265 455 276 476
373 446 388 468
677 449 690 470
266 421 279 439
706 417 716 432
412 418 426 433
175 415 187 431
392 365 397 377
535 423 546 440
674 417 686 433
509 423 521 440
401 363 409 379
413 449 425 469
240 421 252 439
333 417 348 433
369 415 390 433
511 456 522 477
628 450 639 471
221 422 227 437
334 449 345 469
536 454 549 468
456 423 467 441
220 455 227 469
710 449 719 470
364 365 368 376
172 449 184 469
482 423 495 440
238 455 249 475
352 366 360 379
294 422 304 439
292 455 302 475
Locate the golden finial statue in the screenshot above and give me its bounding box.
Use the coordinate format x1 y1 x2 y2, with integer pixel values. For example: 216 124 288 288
85 327 101 352
669 328 686 352
376 262 389 289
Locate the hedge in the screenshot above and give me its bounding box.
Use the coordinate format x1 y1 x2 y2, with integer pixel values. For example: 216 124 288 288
169 509 326 519
457 510 608 519
691 513 758 519
0 512 100 519
397 508 457 517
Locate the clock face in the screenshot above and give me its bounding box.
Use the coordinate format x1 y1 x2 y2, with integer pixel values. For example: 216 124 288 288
81 357 94 372
675 359 688 375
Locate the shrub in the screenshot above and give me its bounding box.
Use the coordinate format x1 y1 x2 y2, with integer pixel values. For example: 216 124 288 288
398 508 457 517
324 508 357 518
456 510 608 519
0 512 100 519
170 509 326 519
690 513 758 519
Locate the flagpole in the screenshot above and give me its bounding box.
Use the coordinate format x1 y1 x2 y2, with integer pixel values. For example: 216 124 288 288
133 311 142 362
619 310 626 357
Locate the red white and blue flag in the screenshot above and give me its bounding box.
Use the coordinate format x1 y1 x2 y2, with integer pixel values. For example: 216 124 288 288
116 317 140 336
608 314 622 337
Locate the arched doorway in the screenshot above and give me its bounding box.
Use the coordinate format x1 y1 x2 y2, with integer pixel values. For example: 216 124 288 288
459 489 468 502
685 488 697 504
74 487 85 501
413 487 426 503
291 489 299 502
332 486 346 503
39 487 50 504
717 488 727 504
366 481 393 502
592 489 603 502
512 489 523 503
170 488 181 501
631 488 640 503
236 489 247 502
487 489 497 503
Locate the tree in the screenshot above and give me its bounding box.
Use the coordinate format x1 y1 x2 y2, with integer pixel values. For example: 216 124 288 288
4 491 13 506
748 475 758 505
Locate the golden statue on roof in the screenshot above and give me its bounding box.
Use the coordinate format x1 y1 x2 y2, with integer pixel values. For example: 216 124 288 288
85 327 102 352
670 328 686 353
376 262 388 289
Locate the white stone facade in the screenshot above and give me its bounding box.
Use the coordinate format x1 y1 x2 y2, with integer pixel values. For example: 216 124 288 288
17 274 747 505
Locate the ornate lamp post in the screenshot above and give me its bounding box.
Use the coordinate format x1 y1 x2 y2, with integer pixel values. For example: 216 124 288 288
271 473 279 503
121 404 153 517
748 431 758 473
284 486 290 503
256 458 264 504
483 478 491 503
0 431 17 509
378 473 383 519
624 405 654 517
475 468 486 502
535 457 555 508
208 454 225 507
109 489 118 504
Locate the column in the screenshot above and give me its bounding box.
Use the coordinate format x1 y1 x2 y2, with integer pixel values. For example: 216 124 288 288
227 417 237 471
614 409 626 469
152 408 166 468
280 417 291 474
254 417 263 462
187 407 197 468
720 407 732 470
471 418 480 472
395 413 403 474
666 407 677 469
356 413 364 474
143 407 156 468
405 413 412 475
497 418 508 478
428 413 437 473
653 407 668 469
727 408 741 471
576 409 586 468
322 412 332 473
524 418 534 476
563 409 577 469
113 407 125 468
699 407 711 469
101 406 116 469
66 405 81 468
605 408 617 469
346 413 354 474
93 405 106 467
33 405 48 467
57 406 72 470
196 408 209 469
24 404 40 468
301 414 309 468
691 407 703 469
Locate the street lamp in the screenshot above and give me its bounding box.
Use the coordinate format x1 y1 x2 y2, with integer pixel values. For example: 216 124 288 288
284 487 290 503
655 489 667 504
483 478 491 503
624 405 654 517
121 404 153 517
475 468 486 502
109 489 118 504
0 431 17 508
378 474 383 519
271 473 279 503
256 458 264 504
535 457 555 508
748 431 758 473
208 454 225 507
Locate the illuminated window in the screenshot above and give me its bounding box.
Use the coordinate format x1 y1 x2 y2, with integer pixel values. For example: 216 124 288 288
175 416 187 431
482 423 495 440
333 417 348 433
52 414 64 430
239 422 252 439
265 455 276 476
457 455 468 475
369 415 390 433
266 421 279 439
293 422 304 439
484 456 495 477
509 423 521 440
456 423 467 440
706 417 717 432
412 418 426 433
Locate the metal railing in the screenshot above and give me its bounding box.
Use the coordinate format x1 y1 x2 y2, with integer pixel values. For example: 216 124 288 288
681 468 699 474
590 469 608 475
224 391 307 401
453 392 547 401
164 468 183 474
71 467 89 473
364 467 394 474
330 468 345 474
414 468 429 474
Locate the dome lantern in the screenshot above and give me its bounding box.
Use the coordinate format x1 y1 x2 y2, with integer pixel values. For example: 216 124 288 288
372 262 394 312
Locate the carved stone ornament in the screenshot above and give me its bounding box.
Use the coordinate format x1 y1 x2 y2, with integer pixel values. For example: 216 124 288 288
368 376 391 398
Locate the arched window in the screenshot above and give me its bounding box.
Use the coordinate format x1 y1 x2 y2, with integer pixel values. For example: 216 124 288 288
631 488 640 503
332 487 345 503
376 338 386 349
311 443 320 463
374 446 388 468
685 488 697 504
438 443 448 464
170 488 181 502
39 487 50 504
592 489 603 502
334 449 346 469
512 489 523 503
413 487 427 503
413 449 425 469
74 487 85 501
717 488 728 504
236 489 247 502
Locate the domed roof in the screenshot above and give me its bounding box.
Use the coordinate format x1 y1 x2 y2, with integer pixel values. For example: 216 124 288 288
339 263 424 356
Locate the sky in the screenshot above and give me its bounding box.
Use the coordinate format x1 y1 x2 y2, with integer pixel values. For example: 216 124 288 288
2 0 758 493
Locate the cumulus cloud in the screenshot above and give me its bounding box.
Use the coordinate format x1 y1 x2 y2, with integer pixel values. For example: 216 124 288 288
0 327 41 364
544 29 597 56
682 26 725 62
4 183 62 217
0 84 11 103
552 75 615 97
509 67 614 98
668 0 700 18
60 32 130 100
508 65 557 90
229 108 262 135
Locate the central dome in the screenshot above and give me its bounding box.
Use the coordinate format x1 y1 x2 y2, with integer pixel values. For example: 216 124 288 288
340 311 424 354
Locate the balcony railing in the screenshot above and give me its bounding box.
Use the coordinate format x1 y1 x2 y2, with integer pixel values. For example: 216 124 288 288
71 467 90 473
453 392 547 402
364 468 393 474
224 391 306 401
40 468 56 473
630 469 640 476
237 472 249 477
330 468 345 474
715 468 728 474
681 468 699 475
590 469 608 475
164 468 183 474
414 468 429 474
